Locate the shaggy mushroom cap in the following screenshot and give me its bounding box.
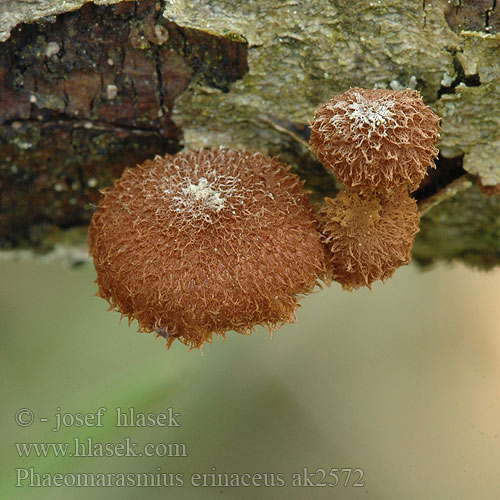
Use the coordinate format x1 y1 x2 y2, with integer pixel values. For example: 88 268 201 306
88 149 329 349
320 189 420 290
309 88 440 194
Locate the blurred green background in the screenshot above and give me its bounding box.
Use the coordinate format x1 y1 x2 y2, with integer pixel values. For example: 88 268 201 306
1 258 500 499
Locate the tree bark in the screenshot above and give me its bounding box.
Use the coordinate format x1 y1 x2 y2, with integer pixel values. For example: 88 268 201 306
0 0 499 268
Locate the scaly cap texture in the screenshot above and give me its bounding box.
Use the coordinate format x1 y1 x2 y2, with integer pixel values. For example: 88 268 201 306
309 88 440 194
88 149 329 349
319 189 420 290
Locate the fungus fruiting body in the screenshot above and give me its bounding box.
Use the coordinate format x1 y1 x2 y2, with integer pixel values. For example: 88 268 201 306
90 87 442 348
88 149 329 349
319 189 420 290
309 87 440 290
309 88 440 194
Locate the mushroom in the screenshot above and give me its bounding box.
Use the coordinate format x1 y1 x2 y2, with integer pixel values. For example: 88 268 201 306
309 88 440 194
319 189 420 290
88 149 329 348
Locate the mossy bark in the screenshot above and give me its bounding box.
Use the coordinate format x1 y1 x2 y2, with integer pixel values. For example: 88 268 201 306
0 0 499 268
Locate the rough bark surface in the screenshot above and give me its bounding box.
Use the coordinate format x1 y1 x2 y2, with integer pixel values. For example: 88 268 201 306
0 0 247 250
0 0 499 269
0 0 126 43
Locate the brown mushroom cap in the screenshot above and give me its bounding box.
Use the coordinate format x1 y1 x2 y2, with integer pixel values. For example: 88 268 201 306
88 149 329 348
309 88 440 194
319 189 420 290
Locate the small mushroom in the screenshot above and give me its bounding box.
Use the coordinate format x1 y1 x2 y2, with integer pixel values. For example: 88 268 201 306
319 188 420 290
309 88 440 194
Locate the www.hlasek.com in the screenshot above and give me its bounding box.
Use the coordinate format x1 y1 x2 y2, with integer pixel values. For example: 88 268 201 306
16 467 365 488
15 437 187 459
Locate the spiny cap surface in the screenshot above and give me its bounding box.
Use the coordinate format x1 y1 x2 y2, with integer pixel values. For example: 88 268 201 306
88 149 329 349
320 189 420 290
309 88 440 194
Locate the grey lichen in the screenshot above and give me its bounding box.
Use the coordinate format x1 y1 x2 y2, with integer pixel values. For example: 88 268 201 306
436 32 500 187
163 0 458 152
